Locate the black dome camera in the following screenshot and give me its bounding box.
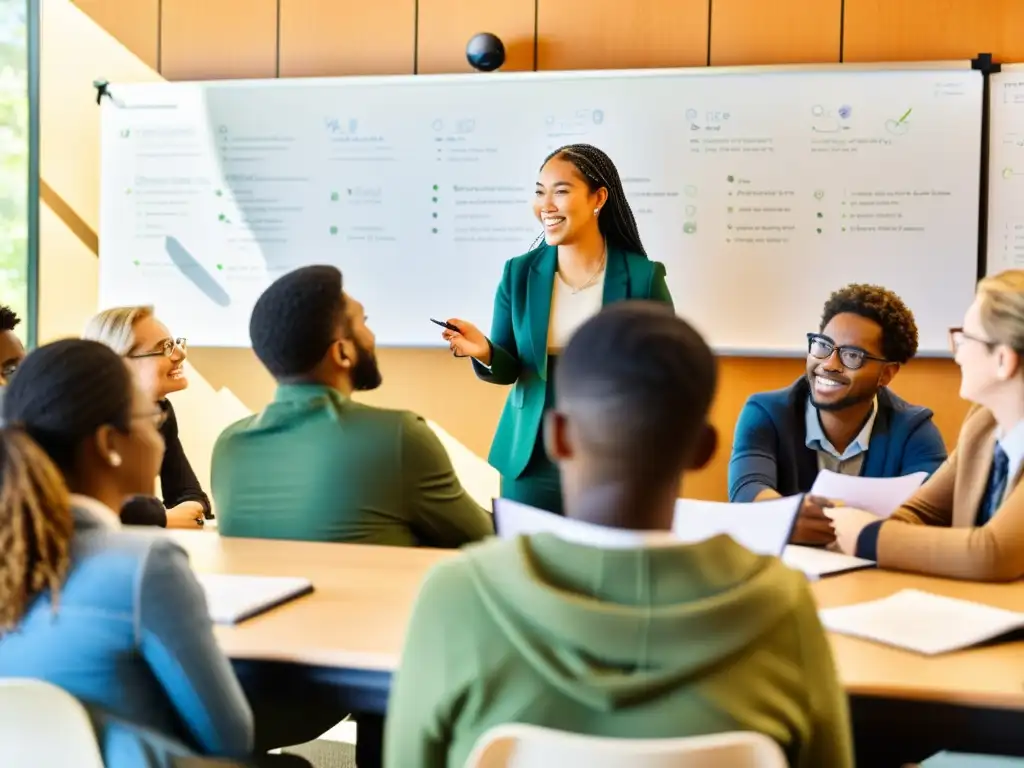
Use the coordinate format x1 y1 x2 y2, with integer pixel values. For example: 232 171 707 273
466 33 505 72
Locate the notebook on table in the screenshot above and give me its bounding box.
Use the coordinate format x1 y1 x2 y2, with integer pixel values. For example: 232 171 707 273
782 545 876 579
819 588 1024 655
197 574 314 625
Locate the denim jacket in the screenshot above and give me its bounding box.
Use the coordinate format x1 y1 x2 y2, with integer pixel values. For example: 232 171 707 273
0 495 253 766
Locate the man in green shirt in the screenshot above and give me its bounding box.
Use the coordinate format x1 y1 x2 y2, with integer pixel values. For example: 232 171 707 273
386 301 852 768
213 265 493 547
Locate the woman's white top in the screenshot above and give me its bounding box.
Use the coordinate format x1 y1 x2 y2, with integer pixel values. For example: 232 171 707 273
546 269 606 352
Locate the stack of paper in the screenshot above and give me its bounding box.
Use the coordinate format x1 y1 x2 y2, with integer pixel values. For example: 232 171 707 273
427 419 500 510
197 574 314 625
782 545 875 579
493 495 801 558
819 589 1024 655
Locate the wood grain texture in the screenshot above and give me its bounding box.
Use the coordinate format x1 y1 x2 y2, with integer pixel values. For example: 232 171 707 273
710 0 842 66
537 0 709 71
418 0 535 74
279 0 416 77
843 0 1024 63
71 0 160 69
160 0 277 80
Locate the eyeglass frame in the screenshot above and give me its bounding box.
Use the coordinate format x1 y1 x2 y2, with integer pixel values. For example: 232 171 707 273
127 338 187 359
806 332 891 371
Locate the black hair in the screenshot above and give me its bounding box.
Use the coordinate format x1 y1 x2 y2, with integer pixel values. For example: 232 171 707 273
535 144 648 257
0 306 20 333
0 339 134 633
820 283 919 364
4 339 133 473
556 301 716 480
249 265 347 379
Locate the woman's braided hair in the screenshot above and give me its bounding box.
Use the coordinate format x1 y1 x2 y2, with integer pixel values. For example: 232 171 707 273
532 143 648 258
0 339 135 635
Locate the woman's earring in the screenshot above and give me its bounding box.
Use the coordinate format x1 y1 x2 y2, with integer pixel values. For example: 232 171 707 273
593 208 600 216
108 452 122 468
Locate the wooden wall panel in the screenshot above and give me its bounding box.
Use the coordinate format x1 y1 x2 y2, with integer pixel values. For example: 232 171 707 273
537 0 708 71
279 0 416 77
710 0 841 66
418 0 535 74
71 0 160 69
844 0 1024 63
160 0 278 80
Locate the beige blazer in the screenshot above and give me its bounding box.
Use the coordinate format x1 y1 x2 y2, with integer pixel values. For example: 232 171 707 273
880 405 1024 582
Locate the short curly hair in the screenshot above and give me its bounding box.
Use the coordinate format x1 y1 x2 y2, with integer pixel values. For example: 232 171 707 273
249 265 347 379
820 284 918 364
0 306 20 334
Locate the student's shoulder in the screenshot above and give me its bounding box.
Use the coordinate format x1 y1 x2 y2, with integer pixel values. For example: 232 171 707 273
412 538 507 608
742 377 805 414
68 527 187 604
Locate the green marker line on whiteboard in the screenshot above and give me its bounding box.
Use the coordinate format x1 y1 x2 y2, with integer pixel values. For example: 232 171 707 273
896 107 912 124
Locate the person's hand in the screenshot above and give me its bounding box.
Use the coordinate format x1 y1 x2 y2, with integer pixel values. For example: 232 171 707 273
441 318 490 363
790 495 837 546
166 501 205 529
826 506 881 555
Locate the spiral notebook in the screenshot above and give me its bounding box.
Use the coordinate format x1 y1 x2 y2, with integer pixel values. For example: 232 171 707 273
197 574 314 625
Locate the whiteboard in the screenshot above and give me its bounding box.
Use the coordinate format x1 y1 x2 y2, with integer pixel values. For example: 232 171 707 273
988 65 1024 276
98 65 983 354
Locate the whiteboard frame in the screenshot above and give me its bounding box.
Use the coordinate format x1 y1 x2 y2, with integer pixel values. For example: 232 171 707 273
99 60 978 358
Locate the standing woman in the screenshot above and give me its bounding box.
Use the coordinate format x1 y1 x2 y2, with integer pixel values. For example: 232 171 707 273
84 306 211 528
444 144 673 515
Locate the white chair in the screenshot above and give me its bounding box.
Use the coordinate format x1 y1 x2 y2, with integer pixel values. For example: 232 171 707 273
465 724 788 768
0 678 104 767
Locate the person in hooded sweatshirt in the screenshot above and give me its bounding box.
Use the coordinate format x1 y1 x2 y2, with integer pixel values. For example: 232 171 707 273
384 300 854 768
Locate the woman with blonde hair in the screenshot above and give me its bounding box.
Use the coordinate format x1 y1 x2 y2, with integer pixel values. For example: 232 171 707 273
84 306 210 528
831 269 1024 582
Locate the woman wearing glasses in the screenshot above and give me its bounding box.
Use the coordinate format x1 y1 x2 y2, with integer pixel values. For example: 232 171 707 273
84 306 211 528
830 270 1024 582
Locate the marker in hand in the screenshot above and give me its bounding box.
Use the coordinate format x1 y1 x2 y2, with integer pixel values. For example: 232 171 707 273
430 318 460 332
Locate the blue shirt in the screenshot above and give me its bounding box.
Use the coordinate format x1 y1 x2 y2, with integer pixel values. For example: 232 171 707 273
804 397 877 475
0 496 253 767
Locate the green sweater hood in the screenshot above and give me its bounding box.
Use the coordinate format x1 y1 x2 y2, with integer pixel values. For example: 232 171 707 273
463 532 805 712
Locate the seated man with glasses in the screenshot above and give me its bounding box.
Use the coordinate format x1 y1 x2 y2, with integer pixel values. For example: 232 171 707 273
728 284 947 545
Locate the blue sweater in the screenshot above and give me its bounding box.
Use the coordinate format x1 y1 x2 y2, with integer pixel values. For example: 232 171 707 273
728 378 948 503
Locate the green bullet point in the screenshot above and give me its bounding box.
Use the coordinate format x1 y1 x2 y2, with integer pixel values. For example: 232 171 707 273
218 213 226 221
331 191 339 201
133 259 140 266
432 228 438 234
432 184 439 191
816 228 822 234
215 189 223 197
125 188 132 195
432 212 438 219
216 263 224 270
330 226 338 235
432 197 438 203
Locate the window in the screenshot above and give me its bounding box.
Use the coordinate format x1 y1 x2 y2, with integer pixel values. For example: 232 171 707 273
0 0 36 344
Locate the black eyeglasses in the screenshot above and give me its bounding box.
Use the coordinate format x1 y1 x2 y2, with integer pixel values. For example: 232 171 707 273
807 333 889 370
949 327 998 355
127 338 187 359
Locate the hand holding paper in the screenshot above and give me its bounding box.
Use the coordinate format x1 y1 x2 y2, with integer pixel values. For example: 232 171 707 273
810 469 927 518
825 506 882 555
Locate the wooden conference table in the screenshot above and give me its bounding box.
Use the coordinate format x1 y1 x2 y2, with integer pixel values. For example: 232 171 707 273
172 531 1024 762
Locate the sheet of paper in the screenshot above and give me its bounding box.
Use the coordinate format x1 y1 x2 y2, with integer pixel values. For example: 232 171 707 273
427 419 499 510
197 574 313 625
819 589 1024 655
810 470 927 518
673 495 801 556
782 545 875 579
493 498 659 547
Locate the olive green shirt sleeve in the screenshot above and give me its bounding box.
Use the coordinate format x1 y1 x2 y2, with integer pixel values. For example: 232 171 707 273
794 586 854 768
400 412 494 548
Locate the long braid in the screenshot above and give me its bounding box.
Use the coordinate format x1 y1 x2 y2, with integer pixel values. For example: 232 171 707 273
0 339 135 637
0 429 72 633
532 144 648 257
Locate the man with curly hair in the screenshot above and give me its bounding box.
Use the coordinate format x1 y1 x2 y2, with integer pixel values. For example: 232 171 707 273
0 304 25 385
728 284 947 545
